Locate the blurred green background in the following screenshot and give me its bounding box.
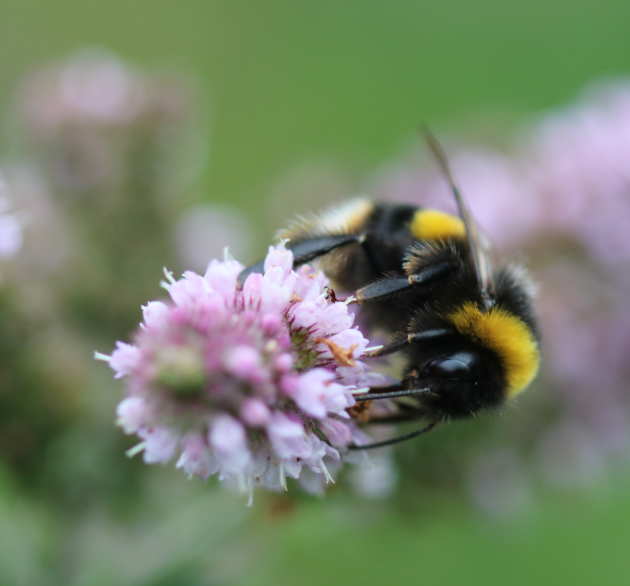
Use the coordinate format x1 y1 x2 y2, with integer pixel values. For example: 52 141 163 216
5 0 630 211
2 1 630 585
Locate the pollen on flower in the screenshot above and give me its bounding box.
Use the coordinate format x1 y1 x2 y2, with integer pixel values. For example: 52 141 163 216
97 243 381 499
316 338 358 367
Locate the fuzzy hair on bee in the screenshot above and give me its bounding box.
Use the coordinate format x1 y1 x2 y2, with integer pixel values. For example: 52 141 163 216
238 132 541 449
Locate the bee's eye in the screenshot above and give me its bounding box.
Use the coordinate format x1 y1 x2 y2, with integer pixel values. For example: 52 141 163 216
422 351 480 380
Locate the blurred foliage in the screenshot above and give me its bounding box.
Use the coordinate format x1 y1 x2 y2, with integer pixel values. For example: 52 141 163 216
1 1 630 585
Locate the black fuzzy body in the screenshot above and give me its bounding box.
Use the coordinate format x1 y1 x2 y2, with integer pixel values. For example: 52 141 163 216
314 203 421 332
320 202 417 291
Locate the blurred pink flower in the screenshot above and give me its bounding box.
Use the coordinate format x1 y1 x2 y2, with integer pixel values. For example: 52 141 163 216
17 50 195 195
19 50 186 135
0 175 22 259
97 244 378 500
525 80 630 267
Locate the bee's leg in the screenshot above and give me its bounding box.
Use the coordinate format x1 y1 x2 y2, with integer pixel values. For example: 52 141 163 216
365 328 454 357
237 234 362 286
286 234 363 266
353 261 455 304
349 420 439 450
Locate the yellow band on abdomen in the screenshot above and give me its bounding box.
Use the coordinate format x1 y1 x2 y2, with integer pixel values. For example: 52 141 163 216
448 302 539 398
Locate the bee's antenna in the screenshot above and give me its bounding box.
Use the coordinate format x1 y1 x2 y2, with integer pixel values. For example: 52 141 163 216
421 126 495 309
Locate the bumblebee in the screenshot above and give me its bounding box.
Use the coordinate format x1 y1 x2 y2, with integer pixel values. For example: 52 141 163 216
239 133 540 449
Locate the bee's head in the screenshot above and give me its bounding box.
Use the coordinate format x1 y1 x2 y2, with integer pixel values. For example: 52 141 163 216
404 343 505 418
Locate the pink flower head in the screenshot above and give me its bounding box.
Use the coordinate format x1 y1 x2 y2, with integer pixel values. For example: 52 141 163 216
97 244 378 499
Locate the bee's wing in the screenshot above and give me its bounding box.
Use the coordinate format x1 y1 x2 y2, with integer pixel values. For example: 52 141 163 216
423 129 495 308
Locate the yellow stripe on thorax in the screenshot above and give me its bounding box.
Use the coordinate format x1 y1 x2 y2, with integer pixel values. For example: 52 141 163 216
448 302 539 398
410 209 465 241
